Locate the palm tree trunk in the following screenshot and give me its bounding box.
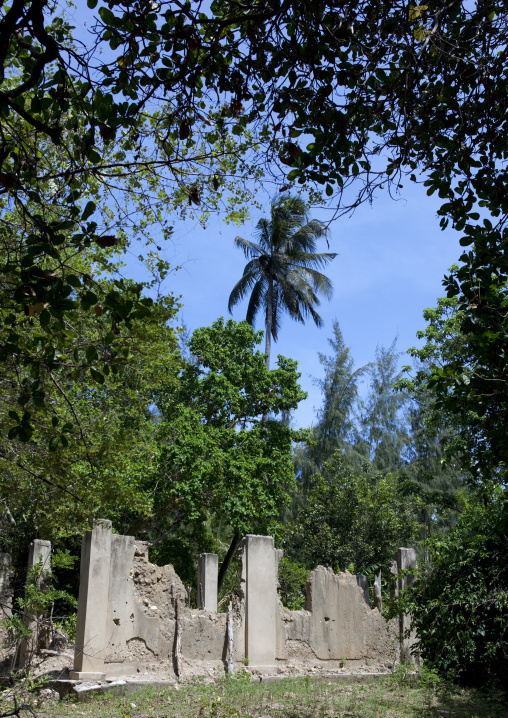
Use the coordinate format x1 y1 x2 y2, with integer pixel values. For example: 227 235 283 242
265 276 273 370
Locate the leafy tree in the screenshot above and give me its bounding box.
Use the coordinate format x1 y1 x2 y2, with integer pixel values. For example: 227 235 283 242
4 0 508 517
3 1 508 359
228 195 336 367
399 317 467 546
294 319 368 491
358 339 409 472
0 247 180 541
153 317 307 588
399 290 508 488
398 489 508 691
0 3 262 436
285 454 422 578
402 393 464 549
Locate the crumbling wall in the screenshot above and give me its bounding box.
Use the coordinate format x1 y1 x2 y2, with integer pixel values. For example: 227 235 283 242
69 525 407 678
0 553 13 647
277 567 398 665
103 535 244 675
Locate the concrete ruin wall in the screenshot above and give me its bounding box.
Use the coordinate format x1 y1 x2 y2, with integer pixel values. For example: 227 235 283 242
69 523 246 680
4 525 410 676
0 553 13 647
69 527 401 679
103 535 244 677
278 567 397 666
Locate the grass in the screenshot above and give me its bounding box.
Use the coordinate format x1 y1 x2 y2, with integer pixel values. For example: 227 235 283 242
30 669 507 718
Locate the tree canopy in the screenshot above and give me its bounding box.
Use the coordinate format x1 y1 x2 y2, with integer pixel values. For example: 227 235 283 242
154 318 306 533
2 0 508 462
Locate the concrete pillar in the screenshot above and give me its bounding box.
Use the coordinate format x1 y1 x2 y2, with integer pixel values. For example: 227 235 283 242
0 553 13 647
197 553 218 612
395 547 418 664
243 535 277 670
70 520 112 680
17 540 52 666
356 575 370 606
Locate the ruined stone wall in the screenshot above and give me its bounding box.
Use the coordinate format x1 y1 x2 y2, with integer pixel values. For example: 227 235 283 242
68 526 409 679
0 553 13 647
277 567 398 666
102 534 244 677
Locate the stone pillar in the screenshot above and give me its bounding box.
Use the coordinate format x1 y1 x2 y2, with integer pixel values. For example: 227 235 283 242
395 547 418 664
356 575 370 606
197 553 218 612
70 520 112 680
243 535 277 671
17 540 52 666
0 553 13 647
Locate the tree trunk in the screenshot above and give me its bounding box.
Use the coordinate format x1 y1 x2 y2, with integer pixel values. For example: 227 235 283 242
218 531 240 594
264 276 273 370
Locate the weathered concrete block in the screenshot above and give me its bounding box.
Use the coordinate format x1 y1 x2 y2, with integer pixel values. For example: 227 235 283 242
104 536 186 671
197 554 218 612
18 540 52 666
395 548 417 664
0 553 13 647
243 535 277 670
73 679 127 702
71 521 112 679
281 566 398 664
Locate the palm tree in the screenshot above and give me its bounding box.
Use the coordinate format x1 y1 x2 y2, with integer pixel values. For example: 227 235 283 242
228 195 337 368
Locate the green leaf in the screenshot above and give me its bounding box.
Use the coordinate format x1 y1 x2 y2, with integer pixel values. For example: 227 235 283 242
90 367 105 384
66 274 81 288
86 345 99 363
81 201 96 221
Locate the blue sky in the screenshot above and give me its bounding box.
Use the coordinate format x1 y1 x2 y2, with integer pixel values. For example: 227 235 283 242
67 4 463 428
122 182 462 428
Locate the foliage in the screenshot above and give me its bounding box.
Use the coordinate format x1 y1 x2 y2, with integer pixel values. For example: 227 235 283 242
401 285 508 487
358 339 409 472
294 320 368 491
277 557 309 611
285 455 422 575
152 318 307 545
2 549 78 671
398 312 467 544
2 0 508 440
0 271 180 540
398 490 508 692
403 399 464 548
0 1 262 442
228 195 336 367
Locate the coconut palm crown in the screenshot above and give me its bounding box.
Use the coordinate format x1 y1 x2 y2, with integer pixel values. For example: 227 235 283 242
228 195 337 368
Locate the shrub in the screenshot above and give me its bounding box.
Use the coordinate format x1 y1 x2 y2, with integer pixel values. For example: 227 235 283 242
400 489 508 691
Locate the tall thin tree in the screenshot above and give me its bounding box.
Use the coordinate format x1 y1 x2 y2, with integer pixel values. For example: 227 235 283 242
228 195 336 368
295 320 369 491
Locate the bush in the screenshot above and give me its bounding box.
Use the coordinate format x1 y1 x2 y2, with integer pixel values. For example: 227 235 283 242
400 489 508 691
286 456 422 575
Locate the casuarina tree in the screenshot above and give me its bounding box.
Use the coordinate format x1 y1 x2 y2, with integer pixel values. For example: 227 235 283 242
228 195 336 368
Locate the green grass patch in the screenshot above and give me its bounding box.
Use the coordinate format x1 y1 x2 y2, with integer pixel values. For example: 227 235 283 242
33 671 508 718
